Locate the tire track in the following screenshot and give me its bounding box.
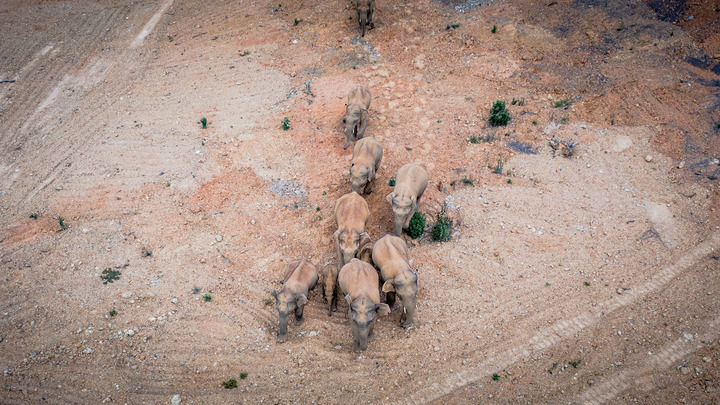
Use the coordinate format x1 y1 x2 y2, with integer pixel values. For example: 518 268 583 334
575 316 720 404
395 231 720 404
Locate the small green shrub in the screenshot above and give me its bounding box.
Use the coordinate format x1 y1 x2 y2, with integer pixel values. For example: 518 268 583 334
507 178 512 184
446 23 460 30
109 310 117 317
404 212 426 239
239 373 248 379
57 216 68 232
389 178 396 187
199 117 208 129
616 21 624 31
491 25 497 33
553 99 572 108
100 268 121 285
584 281 590 286
511 97 525 106
203 294 212 302
492 373 500 381
431 216 452 242
569 360 581 368
222 378 238 389
29 213 38 219
469 136 480 144
281 117 290 131
489 101 510 126
462 178 474 186
532 120 538 125
493 159 503 175
293 18 300 26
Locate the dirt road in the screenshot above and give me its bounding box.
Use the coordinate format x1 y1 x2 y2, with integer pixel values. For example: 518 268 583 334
1 0 718 403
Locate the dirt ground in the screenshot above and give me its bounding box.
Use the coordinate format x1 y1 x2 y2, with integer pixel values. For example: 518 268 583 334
1 0 719 403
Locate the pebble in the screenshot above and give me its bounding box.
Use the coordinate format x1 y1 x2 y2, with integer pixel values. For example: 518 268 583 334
616 288 623 294
215 235 223 242
434 346 440 352
125 329 135 337
680 366 690 375
171 394 181 405
407 370 413 375
678 161 685 169
703 357 711 363
682 332 694 342
122 292 133 299
171 297 178 304
645 155 653 162
83 347 94 354
251 220 256 225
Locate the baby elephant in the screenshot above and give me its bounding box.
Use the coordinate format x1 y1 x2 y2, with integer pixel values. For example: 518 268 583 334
272 259 318 343
372 234 418 328
343 86 371 149
331 191 371 313
350 137 383 195
320 264 338 316
338 258 391 351
387 163 428 235
354 0 375 37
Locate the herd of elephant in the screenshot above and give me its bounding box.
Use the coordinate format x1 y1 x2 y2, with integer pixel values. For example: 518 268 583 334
272 86 429 351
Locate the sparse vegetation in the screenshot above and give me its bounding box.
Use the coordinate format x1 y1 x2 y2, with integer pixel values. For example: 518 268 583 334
616 21 624 31
404 212 426 239
491 25 497 34
199 117 208 129
29 213 38 219
511 97 525 106
431 216 452 242
584 281 590 286
553 99 572 108
57 216 68 232
389 177 396 187
446 23 460 30
281 117 290 131
569 360 581 368
532 120 538 125
469 136 480 144
293 18 300 26
545 282 551 287
264 298 273 306
203 294 212 302
507 178 512 184
492 373 500 381
560 117 569 124
316 206 321 211
493 159 504 175
109 310 117 317
240 373 248 380
489 101 510 126
192 286 201 294
100 268 121 285
222 378 238 389
461 178 474 186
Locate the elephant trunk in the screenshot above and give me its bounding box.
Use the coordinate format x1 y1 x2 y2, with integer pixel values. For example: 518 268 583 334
277 313 289 342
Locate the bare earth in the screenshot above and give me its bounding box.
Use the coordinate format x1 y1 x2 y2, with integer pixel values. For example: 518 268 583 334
1 0 719 403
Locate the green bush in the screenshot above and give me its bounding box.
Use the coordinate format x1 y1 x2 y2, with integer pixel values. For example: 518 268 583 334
404 212 426 239
222 378 238 389
489 101 510 126
431 216 452 242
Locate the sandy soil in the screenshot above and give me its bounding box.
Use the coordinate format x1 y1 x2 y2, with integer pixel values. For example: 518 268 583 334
1 0 719 403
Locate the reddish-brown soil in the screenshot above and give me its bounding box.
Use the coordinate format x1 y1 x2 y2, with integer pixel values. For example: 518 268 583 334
1 0 719 403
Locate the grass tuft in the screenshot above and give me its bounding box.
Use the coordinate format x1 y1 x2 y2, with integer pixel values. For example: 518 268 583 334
431 216 452 242
553 99 572 108
281 117 290 131
199 117 208 129
203 294 212 302
100 268 121 285
222 378 238 389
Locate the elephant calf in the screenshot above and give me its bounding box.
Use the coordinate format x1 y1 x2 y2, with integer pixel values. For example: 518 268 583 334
272 259 318 343
372 234 418 328
354 0 375 37
343 86 371 149
338 258 390 351
350 137 383 195
330 191 371 313
387 163 428 235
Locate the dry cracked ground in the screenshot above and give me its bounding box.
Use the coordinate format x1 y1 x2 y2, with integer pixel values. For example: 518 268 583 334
1 0 719 403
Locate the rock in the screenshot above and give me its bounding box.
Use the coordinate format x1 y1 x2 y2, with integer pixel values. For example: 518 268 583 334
171 297 178 305
680 366 690 375
122 292 133 299
678 161 685 169
682 332 694 342
83 347 94 354
616 288 623 294
703 357 710 363
171 394 181 405
407 370 413 375
645 155 653 162
434 346 440 352
215 235 223 242
125 329 135 337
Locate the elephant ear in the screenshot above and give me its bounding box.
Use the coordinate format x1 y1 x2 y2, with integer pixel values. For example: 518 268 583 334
359 232 371 249
386 192 394 203
368 165 375 181
333 230 341 243
376 303 391 316
381 280 395 293
344 293 353 306
296 294 308 306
